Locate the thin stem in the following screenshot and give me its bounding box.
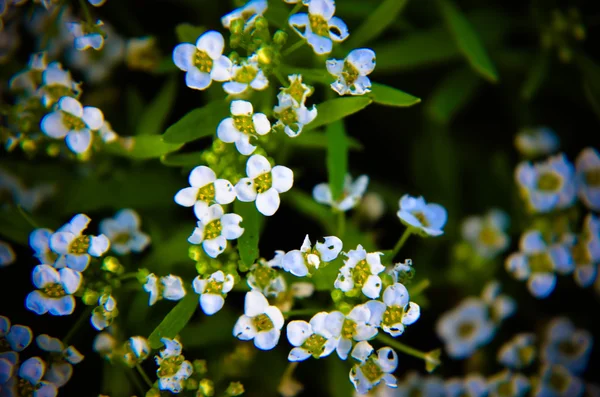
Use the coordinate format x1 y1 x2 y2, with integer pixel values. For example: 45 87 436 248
336 210 346 238
282 308 320 318
376 334 427 361
117 272 140 281
389 228 413 261
127 367 146 396
408 279 430 296
17 205 39 228
136 364 153 388
274 69 288 86
78 0 94 25
281 39 305 57
63 305 94 346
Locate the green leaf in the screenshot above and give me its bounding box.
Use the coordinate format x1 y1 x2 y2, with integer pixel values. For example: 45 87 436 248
426 67 482 124
148 293 198 349
280 66 334 85
179 310 237 347
234 201 260 268
162 100 230 144
521 52 550 100
141 225 195 273
154 57 178 74
0 208 33 245
106 135 183 159
369 83 421 107
175 23 206 43
136 76 178 135
437 0 499 82
160 151 203 167
288 132 362 151
345 0 409 48
126 87 144 132
304 97 372 132
285 190 335 234
326 120 348 200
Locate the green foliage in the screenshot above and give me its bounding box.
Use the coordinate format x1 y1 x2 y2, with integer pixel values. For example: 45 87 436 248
326 120 348 200
106 135 183 159
369 83 421 107
162 101 230 144
521 52 550 100
425 67 482 124
345 0 409 48
136 76 178 136
234 201 260 268
305 97 372 132
175 23 206 43
288 131 363 151
148 293 198 349
160 151 203 167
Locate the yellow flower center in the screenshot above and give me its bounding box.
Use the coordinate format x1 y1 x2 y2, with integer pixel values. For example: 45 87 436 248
254 172 273 194
360 357 384 383
496 379 514 397
309 13 329 37
18 378 36 397
204 220 222 240
45 85 72 103
302 334 327 358
286 79 310 105
235 65 258 84
572 242 591 265
352 259 371 287
112 232 131 245
584 169 600 187
458 321 476 338
558 340 581 357
536 171 562 192
341 318 357 339
196 183 216 202
528 252 554 273
413 212 430 227
382 306 405 328
518 345 536 365
158 356 185 377
253 313 274 332
277 107 298 127
205 279 224 294
479 226 500 246
548 367 570 393
252 264 276 290
43 282 67 297
233 115 256 135
69 235 90 255
61 110 86 131
193 50 213 73
341 59 359 86
0 338 10 352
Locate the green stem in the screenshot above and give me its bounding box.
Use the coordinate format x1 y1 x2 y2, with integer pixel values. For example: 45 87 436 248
17 205 39 228
63 305 94 346
117 272 140 281
127 367 146 395
376 334 427 361
408 279 430 296
136 364 153 388
282 308 320 318
281 39 305 57
78 0 94 25
389 228 413 261
336 211 346 238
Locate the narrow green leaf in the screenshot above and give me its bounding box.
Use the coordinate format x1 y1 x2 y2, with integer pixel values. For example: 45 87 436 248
289 132 362 151
179 310 237 347
280 65 334 85
326 120 348 200
0 208 33 245
136 76 178 135
154 57 178 74
106 135 183 159
521 52 550 100
345 0 409 48
160 151 203 167
126 87 144 132
426 67 482 124
148 293 198 349
234 201 260 267
175 23 206 43
162 100 230 144
304 97 372 132
285 190 335 233
437 0 499 82
369 83 421 107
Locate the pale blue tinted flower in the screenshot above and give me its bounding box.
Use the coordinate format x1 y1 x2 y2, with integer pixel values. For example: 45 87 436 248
366 283 420 337
9 52 47 95
37 61 81 108
313 174 369 212
573 213 600 287
221 0 267 31
461 209 510 259
193 270 234 315
576 147 600 212
0 357 14 384
394 372 446 397
233 290 284 351
487 370 530 397
349 342 398 394
25 265 81 316
155 338 193 393
91 294 118 330
335 245 385 299
515 153 576 213
287 312 338 361
29 228 58 266
0 316 33 352
217 101 271 156
327 49 376 95
66 20 104 50
282 234 343 277
188 204 244 257
481 281 516 323
497 333 536 370
533 364 584 397
14 357 58 397
222 54 268 95
289 0 348 55
397 194 447 237
514 127 560 158
445 375 488 397
542 317 593 375
273 94 317 138
325 304 378 360
0 240 15 267
436 298 495 360
144 274 186 306
99 209 151 255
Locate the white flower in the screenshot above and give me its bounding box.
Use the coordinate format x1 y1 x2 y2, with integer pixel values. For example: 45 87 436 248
4 357 58 397
397 194 447 237
497 333 536 370
91 294 118 330
327 48 376 95
313 174 369 212
217 100 271 156
36 334 84 387
222 54 269 95
365 283 420 337
25 265 81 316
273 94 317 138
235 154 294 216
155 338 193 394
514 127 559 158
534 364 584 397
576 147 600 212
66 20 105 50
37 61 81 108
278 74 314 108
0 357 14 384
542 317 593 375
446 375 489 397
143 273 187 306
93 332 116 359
0 316 33 352
282 234 343 277
99 209 151 255
286 312 339 361
174 166 236 217
349 341 398 394
9 52 47 95
247 259 287 298
0 240 15 267
173 30 233 90
480 281 516 323
233 290 284 350
41 96 105 154
193 270 235 315
188 204 244 258
462 209 510 259
325 304 378 360
288 0 348 55
88 0 107 6
29 228 58 266
221 0 268 31
121 336 151 367
50 213 110 271
334 245 385 299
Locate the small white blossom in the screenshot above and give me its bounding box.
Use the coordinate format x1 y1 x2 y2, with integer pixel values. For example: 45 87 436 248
534 364 584 397
36 61 81 108
222 54 269 95
462 209 511 259
497 333 536 370
0 316 33 352
365 283 420 337
313 174 369 212
41 96 105 154
235 154 294 216
143 273 187 306
9 52 47 95
325 304 378 360
25 265 81 316
99 209 151 255
334 245 385 299
273 94 317 138
286 312 339 361
278 74 314 108
121 336 151 367
155 338 193 394
188 204 244 258
327 48 376 95
3 357 58 397
542 317 593 375
174 165 236 217
93 332 116 360
173 30 233 90
217 100 271 156
514 127 559 158
349 341 398 394
36 334 84 387
288 0 348 55
193 270 234 315
91 294 118 330
247 259 286 298
233 290 284 350
481 281 516 323
29 228 58 266
282 234 343 277
0 240 15 267
222 0 267 31
576 147 600 212
66 20 105 50
397 194 447 237
446 375 489 397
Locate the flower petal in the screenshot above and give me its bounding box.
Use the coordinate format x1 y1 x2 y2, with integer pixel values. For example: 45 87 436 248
172 43 195 71
41 112 69 139
189 166 216 187
196 30 224 59
271 165 294 193
200 294 225 315
174 187 199 207
234 178 257 202
256 188 280 216
245 290 269 317
246 154 272 178
286 320 312 347
214 179 236 204
252 113 271 135
32 265 60 289
216 117 241 144
185 69 212 90
65 130 92 154
82 107 104 130
203 236 227 258
231 100 253 116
